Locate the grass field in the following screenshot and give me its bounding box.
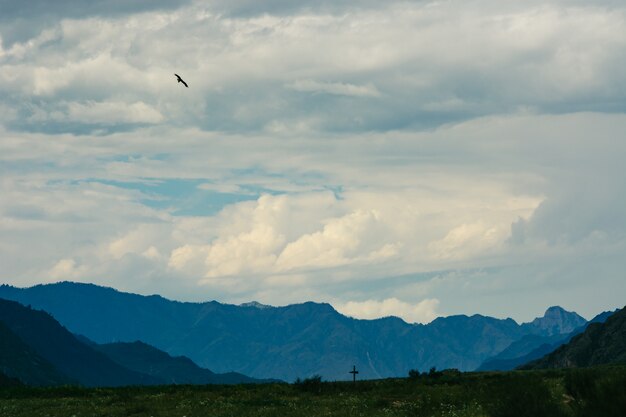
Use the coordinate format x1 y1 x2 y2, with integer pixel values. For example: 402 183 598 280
1 367 625 417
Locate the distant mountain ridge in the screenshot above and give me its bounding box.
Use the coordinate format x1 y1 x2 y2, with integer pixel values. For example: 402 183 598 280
90 340 276 385
0 297 272 387
0 298 159 387
0 319 72 386
0 370 21 387
0 282 592 381
476 309 613 371
476 333 568 371
521 306 586 336
522 305 626 369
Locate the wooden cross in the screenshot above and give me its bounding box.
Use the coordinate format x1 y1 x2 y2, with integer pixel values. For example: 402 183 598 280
349 365 359 383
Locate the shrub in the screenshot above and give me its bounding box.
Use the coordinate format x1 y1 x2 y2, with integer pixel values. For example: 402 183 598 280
486 374 566 417
294 375 324 393
408 369 420 379
565 368 626 417
564 369 597 400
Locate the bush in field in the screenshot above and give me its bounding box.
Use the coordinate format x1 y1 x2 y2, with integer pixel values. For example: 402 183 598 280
408 369 421 379
565 368 626 417
486 374 567 417
564 368 597 400
586 371 626 417
294 375 323 393
408 367 462 385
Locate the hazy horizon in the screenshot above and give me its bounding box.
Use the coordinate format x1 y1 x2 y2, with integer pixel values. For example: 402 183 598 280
1 0 625 324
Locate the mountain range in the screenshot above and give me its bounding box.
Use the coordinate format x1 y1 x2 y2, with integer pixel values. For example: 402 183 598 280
88 340 269 385
522 305 626 369
0 297 271 386
0 370 21 388
476 309 614 371
0 298 158 386
0 317 72 386
0 282 593 381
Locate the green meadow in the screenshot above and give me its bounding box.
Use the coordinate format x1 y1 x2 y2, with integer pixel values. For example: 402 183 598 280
1 367 625 417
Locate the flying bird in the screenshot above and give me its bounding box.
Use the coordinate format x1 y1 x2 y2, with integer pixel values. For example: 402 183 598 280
174 73 188 88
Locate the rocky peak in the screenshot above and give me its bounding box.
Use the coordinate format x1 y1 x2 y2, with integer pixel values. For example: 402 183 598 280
240 301 272 309
528 306 587 336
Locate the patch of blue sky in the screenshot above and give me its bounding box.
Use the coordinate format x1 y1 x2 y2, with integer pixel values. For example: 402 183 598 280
83 178 261 216
48 165 342 216
326 185 344 200
231 166 327 182
228 167 338 194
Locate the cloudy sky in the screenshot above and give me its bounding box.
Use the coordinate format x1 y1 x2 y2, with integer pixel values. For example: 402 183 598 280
1 0 625 323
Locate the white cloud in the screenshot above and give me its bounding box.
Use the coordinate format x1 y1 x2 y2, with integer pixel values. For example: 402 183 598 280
203 223 285 278
5 111 623 315
108 225 169 260
287 79 381 97
428 222 506 261
335 298 440 324
49 258 88 281
65 101 165 124
165 182 537 283
275 209 393 270
2 0 625 133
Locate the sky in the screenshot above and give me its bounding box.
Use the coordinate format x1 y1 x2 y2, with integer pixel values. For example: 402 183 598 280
1 0 625 324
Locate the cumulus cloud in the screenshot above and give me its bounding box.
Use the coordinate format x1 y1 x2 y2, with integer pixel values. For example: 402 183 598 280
335 298 440 324
275 209 394 270
108 225 170 260
164 181 537 286
49 258 88 281
168 192 345 279
428 222 506 261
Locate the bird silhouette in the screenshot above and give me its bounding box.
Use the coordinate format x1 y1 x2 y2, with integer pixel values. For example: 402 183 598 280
174 74 188 88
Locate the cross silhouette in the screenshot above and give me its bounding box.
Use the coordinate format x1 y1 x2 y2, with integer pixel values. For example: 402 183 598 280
349 365 359 383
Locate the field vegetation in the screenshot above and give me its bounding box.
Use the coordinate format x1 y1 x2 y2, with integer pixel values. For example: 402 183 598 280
1 366 625 417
